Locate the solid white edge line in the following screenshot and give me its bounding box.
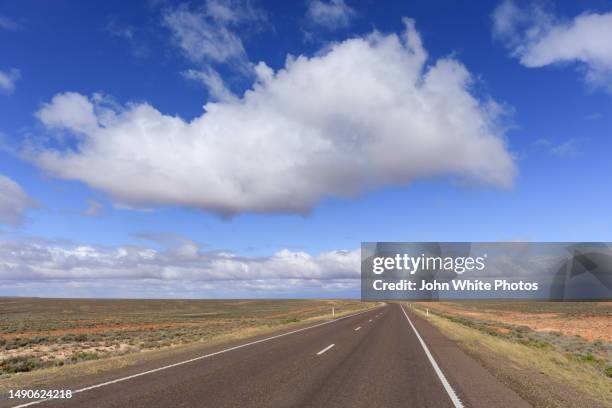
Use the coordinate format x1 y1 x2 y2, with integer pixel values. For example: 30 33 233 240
11 306 381 408
400 304 463 408
316 344 335 355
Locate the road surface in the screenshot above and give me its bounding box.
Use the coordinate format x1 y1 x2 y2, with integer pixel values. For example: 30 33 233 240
7 304 530 408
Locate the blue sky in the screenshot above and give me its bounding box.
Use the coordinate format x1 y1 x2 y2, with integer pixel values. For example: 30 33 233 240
0 0 611 298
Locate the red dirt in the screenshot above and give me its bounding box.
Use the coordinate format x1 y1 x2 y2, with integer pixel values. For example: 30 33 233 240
0 320 233 339
424 303 611 342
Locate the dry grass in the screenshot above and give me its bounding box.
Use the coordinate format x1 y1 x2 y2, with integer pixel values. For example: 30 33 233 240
411 303 612 407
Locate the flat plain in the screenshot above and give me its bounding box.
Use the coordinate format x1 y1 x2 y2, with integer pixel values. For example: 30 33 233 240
1 299 610 407
0 298 368 381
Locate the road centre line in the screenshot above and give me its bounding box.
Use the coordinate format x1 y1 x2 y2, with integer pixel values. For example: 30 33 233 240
316 344 335 355
400 305 463 408
12 307 380 408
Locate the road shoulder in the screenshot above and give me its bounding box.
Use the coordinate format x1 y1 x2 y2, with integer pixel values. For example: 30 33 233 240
404 305 531 408
405 305 609 408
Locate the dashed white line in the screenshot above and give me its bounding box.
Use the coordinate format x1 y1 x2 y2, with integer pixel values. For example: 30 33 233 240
316 344 335 355
400 304 463 408
354 326 361 331
369 319 372 322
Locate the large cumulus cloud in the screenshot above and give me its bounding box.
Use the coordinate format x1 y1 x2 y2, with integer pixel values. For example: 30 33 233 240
32 19 515 215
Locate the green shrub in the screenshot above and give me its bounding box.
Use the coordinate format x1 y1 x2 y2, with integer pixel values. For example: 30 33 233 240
69 352 99 363
579 354 602 364
0 356 45 374
566 353 604 366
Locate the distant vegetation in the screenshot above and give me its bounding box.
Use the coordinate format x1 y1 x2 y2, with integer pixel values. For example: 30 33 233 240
0 298 368 377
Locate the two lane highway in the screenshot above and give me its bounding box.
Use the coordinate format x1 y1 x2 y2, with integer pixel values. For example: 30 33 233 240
11 304 528 408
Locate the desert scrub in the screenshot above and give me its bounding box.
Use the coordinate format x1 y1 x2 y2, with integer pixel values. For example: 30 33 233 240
0 299 373 376
414 304 610 364
69 352 99 363
0 356 54 374
61 333 89 342
3 336 52 350
141 341 161 349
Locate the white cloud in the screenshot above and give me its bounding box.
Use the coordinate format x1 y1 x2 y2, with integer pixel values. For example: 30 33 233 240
0 238 360 297
533 137 583 158
205 0 266 25
106 19 135 41
183 68 237 102
164 1 267 103
31 19 515 216
36 92 99 134
306 0 355 30
83 199 103 216
492 0 612 91
162 0 265 69
0 16 21 31
549 138 581 157
0 68 20 94
0 175 34 226
106 19 148 57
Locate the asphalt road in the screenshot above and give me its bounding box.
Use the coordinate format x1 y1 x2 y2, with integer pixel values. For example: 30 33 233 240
8 304 531 408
